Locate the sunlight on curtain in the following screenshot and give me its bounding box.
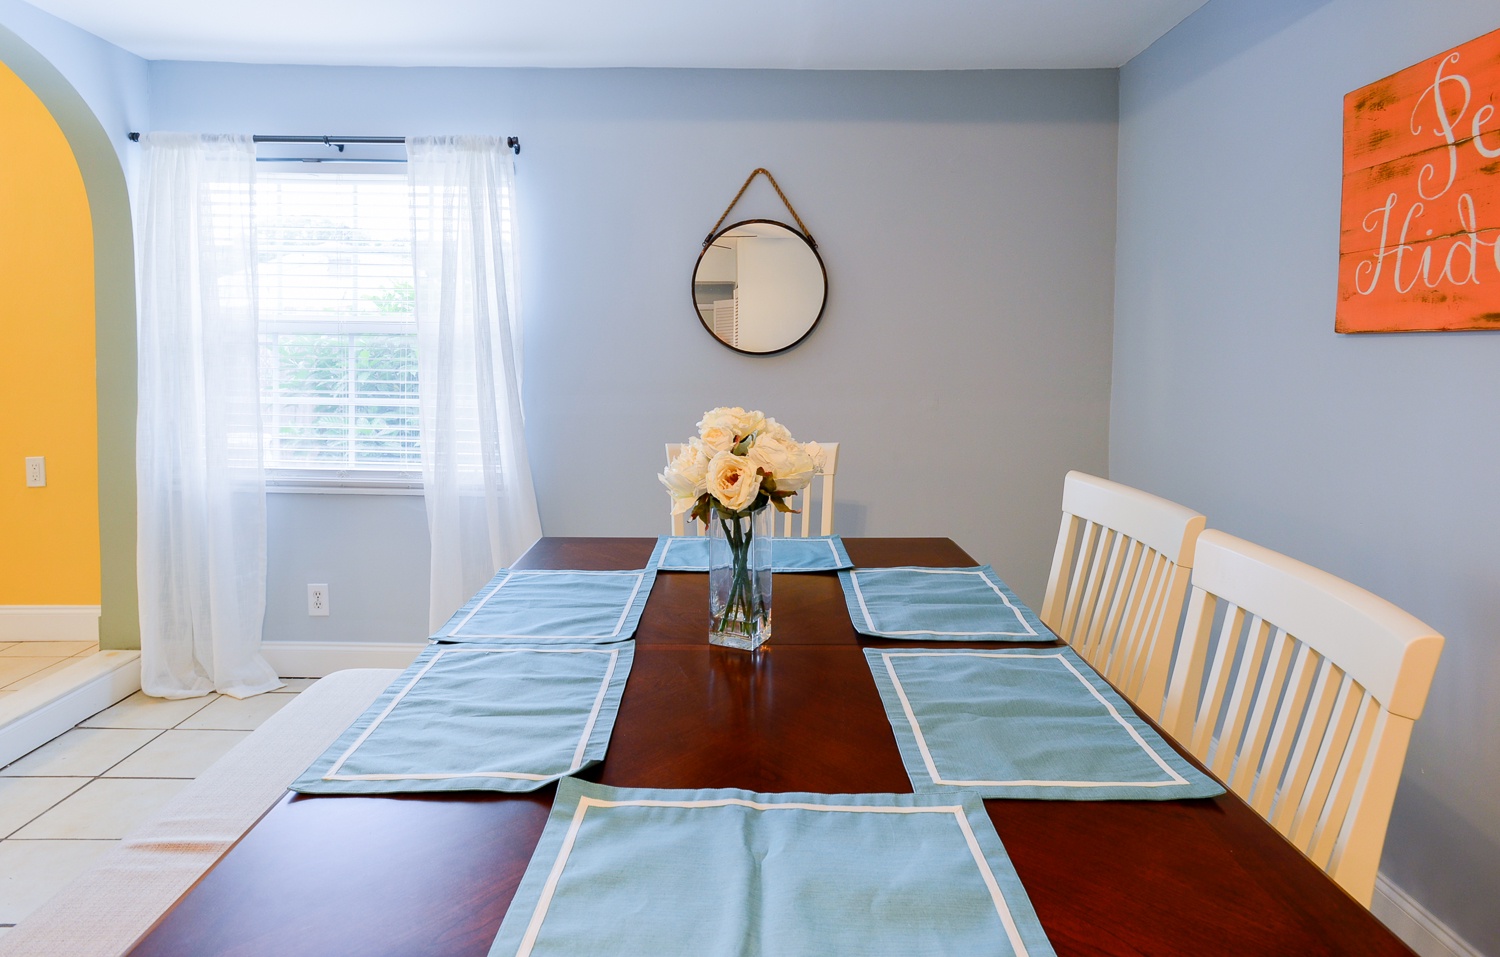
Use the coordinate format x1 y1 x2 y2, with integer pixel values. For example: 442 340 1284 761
408 136 542 631
134 133 282 699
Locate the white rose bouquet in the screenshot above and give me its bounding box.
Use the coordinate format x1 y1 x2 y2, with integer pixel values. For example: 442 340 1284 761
660 407 822 527
660 407 823 649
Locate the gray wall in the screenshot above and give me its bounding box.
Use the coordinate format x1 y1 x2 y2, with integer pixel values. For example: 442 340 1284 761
1115 0 1500 949
147 64 1121 645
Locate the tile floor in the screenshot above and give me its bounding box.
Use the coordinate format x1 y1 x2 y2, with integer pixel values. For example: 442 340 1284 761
0 641 100 698
0 678 316 939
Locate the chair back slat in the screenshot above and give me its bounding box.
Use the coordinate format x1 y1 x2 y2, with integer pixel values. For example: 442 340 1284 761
1307 697 1381 869
1040 473 1205 722
667 441 839 539
1228 626 1299 797
1164 529 1444 904
1186 602 1247 757
1269 659 1345 833
1114 548 1170 700
1210 614 1274 781
1248 642 1320 815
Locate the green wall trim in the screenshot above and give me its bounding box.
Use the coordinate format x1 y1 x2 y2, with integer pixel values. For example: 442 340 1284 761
0 24 138 650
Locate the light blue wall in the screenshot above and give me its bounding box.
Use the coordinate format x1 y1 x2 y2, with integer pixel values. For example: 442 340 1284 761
0 0 145 170
1115 0 1500 949
147 63 1121 645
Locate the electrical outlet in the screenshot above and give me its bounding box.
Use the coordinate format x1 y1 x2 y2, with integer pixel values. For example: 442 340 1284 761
25 456 45 487
308 584 330 617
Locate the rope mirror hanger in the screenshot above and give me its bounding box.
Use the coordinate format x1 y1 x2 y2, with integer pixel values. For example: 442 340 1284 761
693 169 828 356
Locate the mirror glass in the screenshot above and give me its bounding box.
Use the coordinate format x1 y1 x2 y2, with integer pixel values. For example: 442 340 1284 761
693 219 827 355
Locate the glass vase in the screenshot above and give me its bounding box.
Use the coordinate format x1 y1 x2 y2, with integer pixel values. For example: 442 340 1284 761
708 505 772 650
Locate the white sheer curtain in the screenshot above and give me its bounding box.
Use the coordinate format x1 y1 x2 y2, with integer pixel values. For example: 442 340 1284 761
408 136 542 632
134 133 281 699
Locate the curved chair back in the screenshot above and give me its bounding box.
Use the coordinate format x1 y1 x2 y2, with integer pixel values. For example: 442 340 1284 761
666 441 838 538
1161 530 1444 905
1040 471 1205 719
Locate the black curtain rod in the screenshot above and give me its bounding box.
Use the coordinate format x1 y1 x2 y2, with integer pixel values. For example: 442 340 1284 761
126 132 521 154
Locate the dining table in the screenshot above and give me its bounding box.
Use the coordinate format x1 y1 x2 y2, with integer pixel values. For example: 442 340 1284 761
125 537 1415 956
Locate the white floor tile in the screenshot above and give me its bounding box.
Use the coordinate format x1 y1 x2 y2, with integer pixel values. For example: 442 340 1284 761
0 839 116 924
0 728 160 778
0 778 88 838
0 641 96 658
79 690 218 730
178 692 292 731
12 778 188 840
103 729 249 779
0 659 63 689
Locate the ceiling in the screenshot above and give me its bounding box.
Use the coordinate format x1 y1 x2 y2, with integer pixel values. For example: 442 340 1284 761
25 0 1209 69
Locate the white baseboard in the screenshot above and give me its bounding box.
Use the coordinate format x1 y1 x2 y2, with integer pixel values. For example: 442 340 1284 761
1372 872 1487 957
0 605 101 642
0 651 140 767
261 640 424 677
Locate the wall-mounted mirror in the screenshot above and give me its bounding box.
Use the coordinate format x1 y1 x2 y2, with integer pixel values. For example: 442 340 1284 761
692 219 827 355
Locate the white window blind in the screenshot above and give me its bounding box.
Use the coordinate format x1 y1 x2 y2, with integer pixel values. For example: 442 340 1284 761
255 169 420 481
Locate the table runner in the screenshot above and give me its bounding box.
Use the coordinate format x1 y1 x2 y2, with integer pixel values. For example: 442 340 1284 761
839 566 1051 640
654 534 854 572
432 564 657 643
865 647 1224 800
487 779 1056 957
291 645 633 794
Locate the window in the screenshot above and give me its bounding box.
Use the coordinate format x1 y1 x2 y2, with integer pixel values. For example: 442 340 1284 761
255 168 420 488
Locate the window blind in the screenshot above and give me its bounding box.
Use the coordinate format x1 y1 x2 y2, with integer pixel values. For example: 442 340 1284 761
255 169 420 473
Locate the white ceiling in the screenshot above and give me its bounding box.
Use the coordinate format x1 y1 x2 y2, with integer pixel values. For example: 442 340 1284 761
25 0 1208 69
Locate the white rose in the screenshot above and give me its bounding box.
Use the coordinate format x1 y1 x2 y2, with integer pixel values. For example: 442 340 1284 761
760 417 794 443
803 441 826 473
745 436 811 490
705 451 763 512
698 407 766 444
659 440 712 514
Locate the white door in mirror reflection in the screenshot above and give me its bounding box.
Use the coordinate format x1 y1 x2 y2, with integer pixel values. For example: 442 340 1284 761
693 219 826 355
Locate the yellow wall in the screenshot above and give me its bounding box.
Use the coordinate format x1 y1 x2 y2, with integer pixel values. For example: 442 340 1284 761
0 60 98 605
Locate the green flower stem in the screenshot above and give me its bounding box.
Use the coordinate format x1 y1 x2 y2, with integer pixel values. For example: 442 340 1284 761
713 507 762 637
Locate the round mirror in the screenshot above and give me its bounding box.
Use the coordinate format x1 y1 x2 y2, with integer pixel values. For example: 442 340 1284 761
692 219 827 355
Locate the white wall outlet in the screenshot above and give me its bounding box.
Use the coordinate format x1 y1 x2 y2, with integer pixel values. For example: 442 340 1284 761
307 584 330 617
25 456 45 487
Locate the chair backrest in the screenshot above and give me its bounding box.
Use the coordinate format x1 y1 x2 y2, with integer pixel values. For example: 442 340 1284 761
665 441 839 537
1160 530 1443 905
1039 471 1205 720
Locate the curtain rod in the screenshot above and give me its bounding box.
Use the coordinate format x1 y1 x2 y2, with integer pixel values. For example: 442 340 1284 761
126 132 521 154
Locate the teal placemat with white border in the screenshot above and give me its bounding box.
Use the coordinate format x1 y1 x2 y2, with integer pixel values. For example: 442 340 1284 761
654 534 853 572
839 565 1051 641
865 645 1224 801
432 540 665 643
487 778 1056 957
291 643 633 794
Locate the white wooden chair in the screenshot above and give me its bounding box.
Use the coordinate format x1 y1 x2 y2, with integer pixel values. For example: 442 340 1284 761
1039 471 1206 721
666 441 839 537
1161 530 1444 905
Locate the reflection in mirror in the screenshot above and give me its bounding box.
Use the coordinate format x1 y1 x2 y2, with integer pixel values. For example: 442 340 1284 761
693 219 826 355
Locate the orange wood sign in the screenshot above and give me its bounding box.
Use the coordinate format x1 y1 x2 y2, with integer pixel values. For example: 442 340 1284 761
1338 28 1500 333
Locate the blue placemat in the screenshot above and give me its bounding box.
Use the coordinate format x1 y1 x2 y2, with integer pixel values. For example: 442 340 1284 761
654 534 853 572
865 646 1224 801
839 566 1051 640
487 779 1056 957
291 644 634 794
432 564 658 643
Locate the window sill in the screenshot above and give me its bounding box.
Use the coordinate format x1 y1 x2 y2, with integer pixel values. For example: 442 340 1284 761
266 470 423 495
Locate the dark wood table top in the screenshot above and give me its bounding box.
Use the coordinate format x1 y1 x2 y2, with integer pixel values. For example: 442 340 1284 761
128 538 1413 957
